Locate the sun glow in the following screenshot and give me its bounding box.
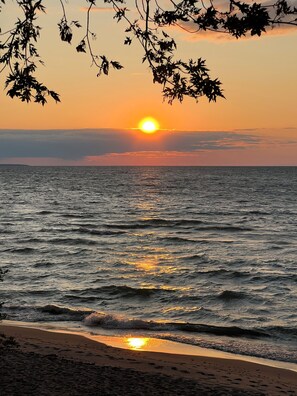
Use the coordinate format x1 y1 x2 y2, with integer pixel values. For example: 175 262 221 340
126 337 149 350
139 117 159 134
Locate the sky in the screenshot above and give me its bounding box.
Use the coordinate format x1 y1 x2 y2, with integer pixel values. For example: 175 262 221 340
0 0 296 165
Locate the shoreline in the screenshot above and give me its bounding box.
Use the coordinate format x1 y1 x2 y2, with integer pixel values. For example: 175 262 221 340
1 322 297 395
3 319 297 373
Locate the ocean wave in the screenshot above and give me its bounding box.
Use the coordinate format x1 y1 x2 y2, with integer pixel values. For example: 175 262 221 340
183 253 210 261
154 334 297 364
217 290 247 300
60 213 91 219
248 210 270 215
160 236 199 244
84 312 269 338
48 238 97 246
77 227 126 236
2 304 94 323
33 261 56 268
102 219 253 233
38 210 53 215
197 269 251 279
5 304 293 342
79 285 174 298
251 273 297 283
104 218 205 230
268 325 297 338
17 238 43 244
64 294 99 302
84 312 166 330
0 229 14 234
195 225 253 232
37 304 93 321
3 247 36 254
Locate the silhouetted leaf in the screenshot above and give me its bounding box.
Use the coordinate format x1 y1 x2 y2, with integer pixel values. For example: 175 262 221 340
124 37 132 45
111 61 123 70
72 20 82 28
58 17 72 43
76 40 86 53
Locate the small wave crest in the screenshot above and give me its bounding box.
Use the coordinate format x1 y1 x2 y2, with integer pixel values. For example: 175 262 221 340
0 229 14 234
3 247 36 254
48 238 97 246
183 253 210 261
196 269 250 279
268 325 297 339
84 312 269 338
60 213 91 219
196 225 253 232
160 236 199 244
37 304 93 321
84 312 167 330
104 218 205 230
38 210 53 215
217 290 247 300
79 285 174 299
77 227 126 236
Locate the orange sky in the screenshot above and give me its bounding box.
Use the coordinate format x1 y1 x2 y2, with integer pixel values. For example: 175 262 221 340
0 2 296 165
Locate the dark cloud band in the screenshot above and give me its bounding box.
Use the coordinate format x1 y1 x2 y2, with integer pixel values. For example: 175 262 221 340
0 128 262 160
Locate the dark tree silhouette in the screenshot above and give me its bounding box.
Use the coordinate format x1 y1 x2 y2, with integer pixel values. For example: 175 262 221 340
0 0 296 104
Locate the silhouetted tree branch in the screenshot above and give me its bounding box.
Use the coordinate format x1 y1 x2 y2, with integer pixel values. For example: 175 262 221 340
0 0 296 104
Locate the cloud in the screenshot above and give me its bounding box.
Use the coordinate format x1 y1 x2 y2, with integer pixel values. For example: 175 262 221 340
0 129 263 161
1 128 296 165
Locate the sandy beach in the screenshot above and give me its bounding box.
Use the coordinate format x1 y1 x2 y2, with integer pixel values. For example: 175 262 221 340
1 324 296 395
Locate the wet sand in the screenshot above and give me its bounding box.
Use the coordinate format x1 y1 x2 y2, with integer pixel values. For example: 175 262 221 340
1 324 296 395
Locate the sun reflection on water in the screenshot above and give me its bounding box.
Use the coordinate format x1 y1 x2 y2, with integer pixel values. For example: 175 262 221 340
126 337 149 350
125 250 176 273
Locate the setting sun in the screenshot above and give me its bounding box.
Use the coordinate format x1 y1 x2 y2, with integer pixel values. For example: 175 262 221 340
139 117 159 134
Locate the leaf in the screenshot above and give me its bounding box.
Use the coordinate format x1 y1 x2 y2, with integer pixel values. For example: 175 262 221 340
110 61 123 70
76 40 86 53
72 20 82 28
58 18 73 44
124 37 132 45
48 90 61 103
100 56 109 75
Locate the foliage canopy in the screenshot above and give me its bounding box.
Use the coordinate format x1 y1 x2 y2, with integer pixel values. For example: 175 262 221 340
0 0 296 104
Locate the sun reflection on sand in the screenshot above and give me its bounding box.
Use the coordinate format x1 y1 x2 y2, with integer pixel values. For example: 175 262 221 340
126 337 150 350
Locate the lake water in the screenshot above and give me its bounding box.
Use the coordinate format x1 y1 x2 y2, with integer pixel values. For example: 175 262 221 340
1 166 297 363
